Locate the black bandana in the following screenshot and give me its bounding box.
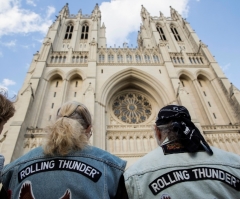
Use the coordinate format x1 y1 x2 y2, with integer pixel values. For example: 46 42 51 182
155 105 213 155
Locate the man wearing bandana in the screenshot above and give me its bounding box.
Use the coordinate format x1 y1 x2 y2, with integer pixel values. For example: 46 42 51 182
124 105 240 199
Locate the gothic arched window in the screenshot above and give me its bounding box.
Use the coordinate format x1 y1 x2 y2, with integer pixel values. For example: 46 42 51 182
76 56 79 63
135 55 141 63
117 54 123 63
108 54 114 62
144 55 151 63
99 54 105 63
189 57 192 64
153 55 159 63
126 54 132 62
59 56 62 63
72 56 75 63
171 26 181 41
156 26 166 41
50 56 54 63
81 23 89 40
79 56 83 63
84 56 88 63
54 56 58 63
64 23 74 40
63 56 66 63
181 57 184 63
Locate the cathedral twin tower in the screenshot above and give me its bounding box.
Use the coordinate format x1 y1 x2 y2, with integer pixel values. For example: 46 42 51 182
1 4 240 165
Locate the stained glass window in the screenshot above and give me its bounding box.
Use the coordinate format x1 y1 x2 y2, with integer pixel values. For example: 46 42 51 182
112 92 152 124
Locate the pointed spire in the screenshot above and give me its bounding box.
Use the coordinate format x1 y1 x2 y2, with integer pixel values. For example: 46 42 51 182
170 6 174 16
64 3 69 11
92 3 99 13
102 22 106 28
59 3 69 17
170 6 182 20
141 5 149 20
141 5 149 13
60 3 67 12
95 3 99 10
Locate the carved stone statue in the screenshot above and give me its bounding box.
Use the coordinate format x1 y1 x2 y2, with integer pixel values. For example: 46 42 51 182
89 38 97 46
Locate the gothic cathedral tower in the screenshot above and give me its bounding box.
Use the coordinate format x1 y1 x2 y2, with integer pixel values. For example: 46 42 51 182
1 4 240 165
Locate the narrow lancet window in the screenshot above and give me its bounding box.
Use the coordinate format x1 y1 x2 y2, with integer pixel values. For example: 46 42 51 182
99 54 105 63
126 55 132 62
135 55 141 63
144 55 151 63
156 26 166 41
171 26 181 41
84 56 88 63
153 55 159 63
63 56 66 63
117 55 123 63
108 54 114 62
50 56 54 63
81 23 89 39
54 56 58 63
64 23 74 40
59 56 62 63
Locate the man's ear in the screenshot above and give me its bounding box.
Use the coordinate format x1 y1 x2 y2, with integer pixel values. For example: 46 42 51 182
86 125 91 133
155 127 161 141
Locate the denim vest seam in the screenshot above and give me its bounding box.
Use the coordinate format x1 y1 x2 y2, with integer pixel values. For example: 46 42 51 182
104 164 107 199
134 175 140 198
9 164 19 197
125 179 132 199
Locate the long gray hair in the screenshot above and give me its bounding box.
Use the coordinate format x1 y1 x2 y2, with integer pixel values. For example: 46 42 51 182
156 122 178 144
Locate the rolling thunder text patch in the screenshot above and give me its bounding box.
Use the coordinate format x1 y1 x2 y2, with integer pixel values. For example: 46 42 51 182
149 167 240 195
18 159 102 183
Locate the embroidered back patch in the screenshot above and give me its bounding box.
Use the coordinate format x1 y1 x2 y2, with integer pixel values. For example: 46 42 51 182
18 159 102 183
59 189 71 199
19 181 72 199
160 193 172 199
149 167 240 195
19 181 35 199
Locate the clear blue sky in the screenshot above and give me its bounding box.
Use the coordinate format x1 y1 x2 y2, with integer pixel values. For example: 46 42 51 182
0 0 239 98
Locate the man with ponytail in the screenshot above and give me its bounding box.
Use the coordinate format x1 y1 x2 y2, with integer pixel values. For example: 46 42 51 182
1 101 127 199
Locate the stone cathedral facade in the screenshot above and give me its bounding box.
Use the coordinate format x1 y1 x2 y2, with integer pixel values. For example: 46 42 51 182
1 4 240 166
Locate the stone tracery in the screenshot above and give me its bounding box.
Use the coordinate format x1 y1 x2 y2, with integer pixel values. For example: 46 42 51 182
112 92 152 124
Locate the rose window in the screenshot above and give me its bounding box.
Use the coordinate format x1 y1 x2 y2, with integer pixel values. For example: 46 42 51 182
112 93 152 124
